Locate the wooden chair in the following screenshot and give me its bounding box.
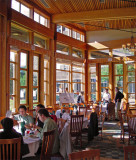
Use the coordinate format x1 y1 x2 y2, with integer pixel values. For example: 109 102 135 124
79 107 87 117
118 111 129 143
124 146 136 160
70 115 84 148
57 118 67 134
40 129 55 160
69 149 100 160
98 112 106 139
107 102 115 120
0 137 21 160
128 117 136 144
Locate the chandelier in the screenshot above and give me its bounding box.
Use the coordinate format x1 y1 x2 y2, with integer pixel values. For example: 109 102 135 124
122 35 136 52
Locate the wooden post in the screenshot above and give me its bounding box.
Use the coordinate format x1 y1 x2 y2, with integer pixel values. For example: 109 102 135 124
85 50 88 103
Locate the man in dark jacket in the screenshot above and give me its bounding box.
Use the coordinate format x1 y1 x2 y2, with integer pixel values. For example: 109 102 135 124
115 87 124 120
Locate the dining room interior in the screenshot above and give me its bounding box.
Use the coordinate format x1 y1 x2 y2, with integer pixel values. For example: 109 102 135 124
0 0 136 159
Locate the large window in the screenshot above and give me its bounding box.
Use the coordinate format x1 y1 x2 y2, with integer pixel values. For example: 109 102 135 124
20 52 28 105
10 50 17 112
89 64 96 101
56 61 70 103
72 48 84 59
127 62 135 104
114 63 123 93
101 65 109 98
56 43 69 55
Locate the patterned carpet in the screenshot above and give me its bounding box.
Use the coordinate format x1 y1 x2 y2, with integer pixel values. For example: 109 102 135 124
22 121 136 160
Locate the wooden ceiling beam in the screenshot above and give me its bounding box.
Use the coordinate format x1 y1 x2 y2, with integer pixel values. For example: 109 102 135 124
52 7 136 23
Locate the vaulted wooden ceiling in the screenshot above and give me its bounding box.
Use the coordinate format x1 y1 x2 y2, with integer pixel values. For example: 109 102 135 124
33 0 136 31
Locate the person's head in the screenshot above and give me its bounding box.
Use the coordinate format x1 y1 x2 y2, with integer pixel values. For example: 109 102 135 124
65 87 68 92
36 104 45 113
38 109 50 122
115 87 119 93
1 117 13 130
18 105 27 116
80 91 84 96
105 88 108 93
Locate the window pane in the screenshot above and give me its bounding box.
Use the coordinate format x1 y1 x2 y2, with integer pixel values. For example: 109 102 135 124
101 77 109 87
57 25 62 33
10 96 15 112
34 12 39 22
77 32 80 40
90 65 96 72
11 24 29 43
40 16 45 25
56 82 69 93
72 73 82 82
128 94 135 104
10 63 15 78
44 69 48 81
128 83 135 93
90 74 96 82
72 66 82 72
62 26 70 36
21 4 30 17
34 34 48 49
33 72 38 86
20 70 27 86
115 64 123 75
91 83 96 92
72 48 83 58
20 88 26 104
20 52 27 68
10 51 16 62
56 71 69 81
72 83 84 93
101 65 109 75
33 56 39 70
128 72 135 82
115 76 123 87
56 94 60 104
44 82 49 94
12 0 20 12
44 60 49 68
33 88 38 102
56 63 69 70
72 31 76 39
56 43 69 55
91 94 96 101
128 64 135 71
10 80 15 95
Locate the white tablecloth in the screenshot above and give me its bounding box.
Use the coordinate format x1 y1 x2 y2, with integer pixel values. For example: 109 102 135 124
23 136 40 158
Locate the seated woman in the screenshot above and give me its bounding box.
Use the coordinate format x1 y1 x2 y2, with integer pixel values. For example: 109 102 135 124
14 105 34 128
0 117 29 156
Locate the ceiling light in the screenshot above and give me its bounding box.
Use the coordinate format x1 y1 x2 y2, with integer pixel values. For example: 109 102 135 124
88 41 108 49
122 35 136 52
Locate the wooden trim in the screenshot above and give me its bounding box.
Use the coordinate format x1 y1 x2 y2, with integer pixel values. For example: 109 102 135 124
85 50 88 103
40 53 44 104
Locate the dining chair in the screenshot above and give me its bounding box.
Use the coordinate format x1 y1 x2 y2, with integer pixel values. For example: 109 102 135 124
69 149 100 160
70 115 84 148
124 146 136 160
107 102 115 120
98 112 106 139
0 137 21 160
40 129 55 160
79 107 87 117
128 117 136 144
57 118 67 134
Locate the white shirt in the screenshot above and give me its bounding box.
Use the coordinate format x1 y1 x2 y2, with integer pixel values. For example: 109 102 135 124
103 92 111 102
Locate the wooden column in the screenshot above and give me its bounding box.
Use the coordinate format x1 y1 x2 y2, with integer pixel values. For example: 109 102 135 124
96 63 100 102
123 62 127 102
85 50 88 103
40 53 44 105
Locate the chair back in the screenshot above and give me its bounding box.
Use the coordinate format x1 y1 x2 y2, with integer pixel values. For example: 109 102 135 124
69 149 100 160
57 118 67 134
108 102 115 120
79 107 87 117
0 137 21 160
70 115 83 136
124 146 136 160
40 129 55 160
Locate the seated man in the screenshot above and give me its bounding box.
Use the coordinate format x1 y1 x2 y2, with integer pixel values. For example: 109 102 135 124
35 109 59 154
14 105 34 128
0 117 29 156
